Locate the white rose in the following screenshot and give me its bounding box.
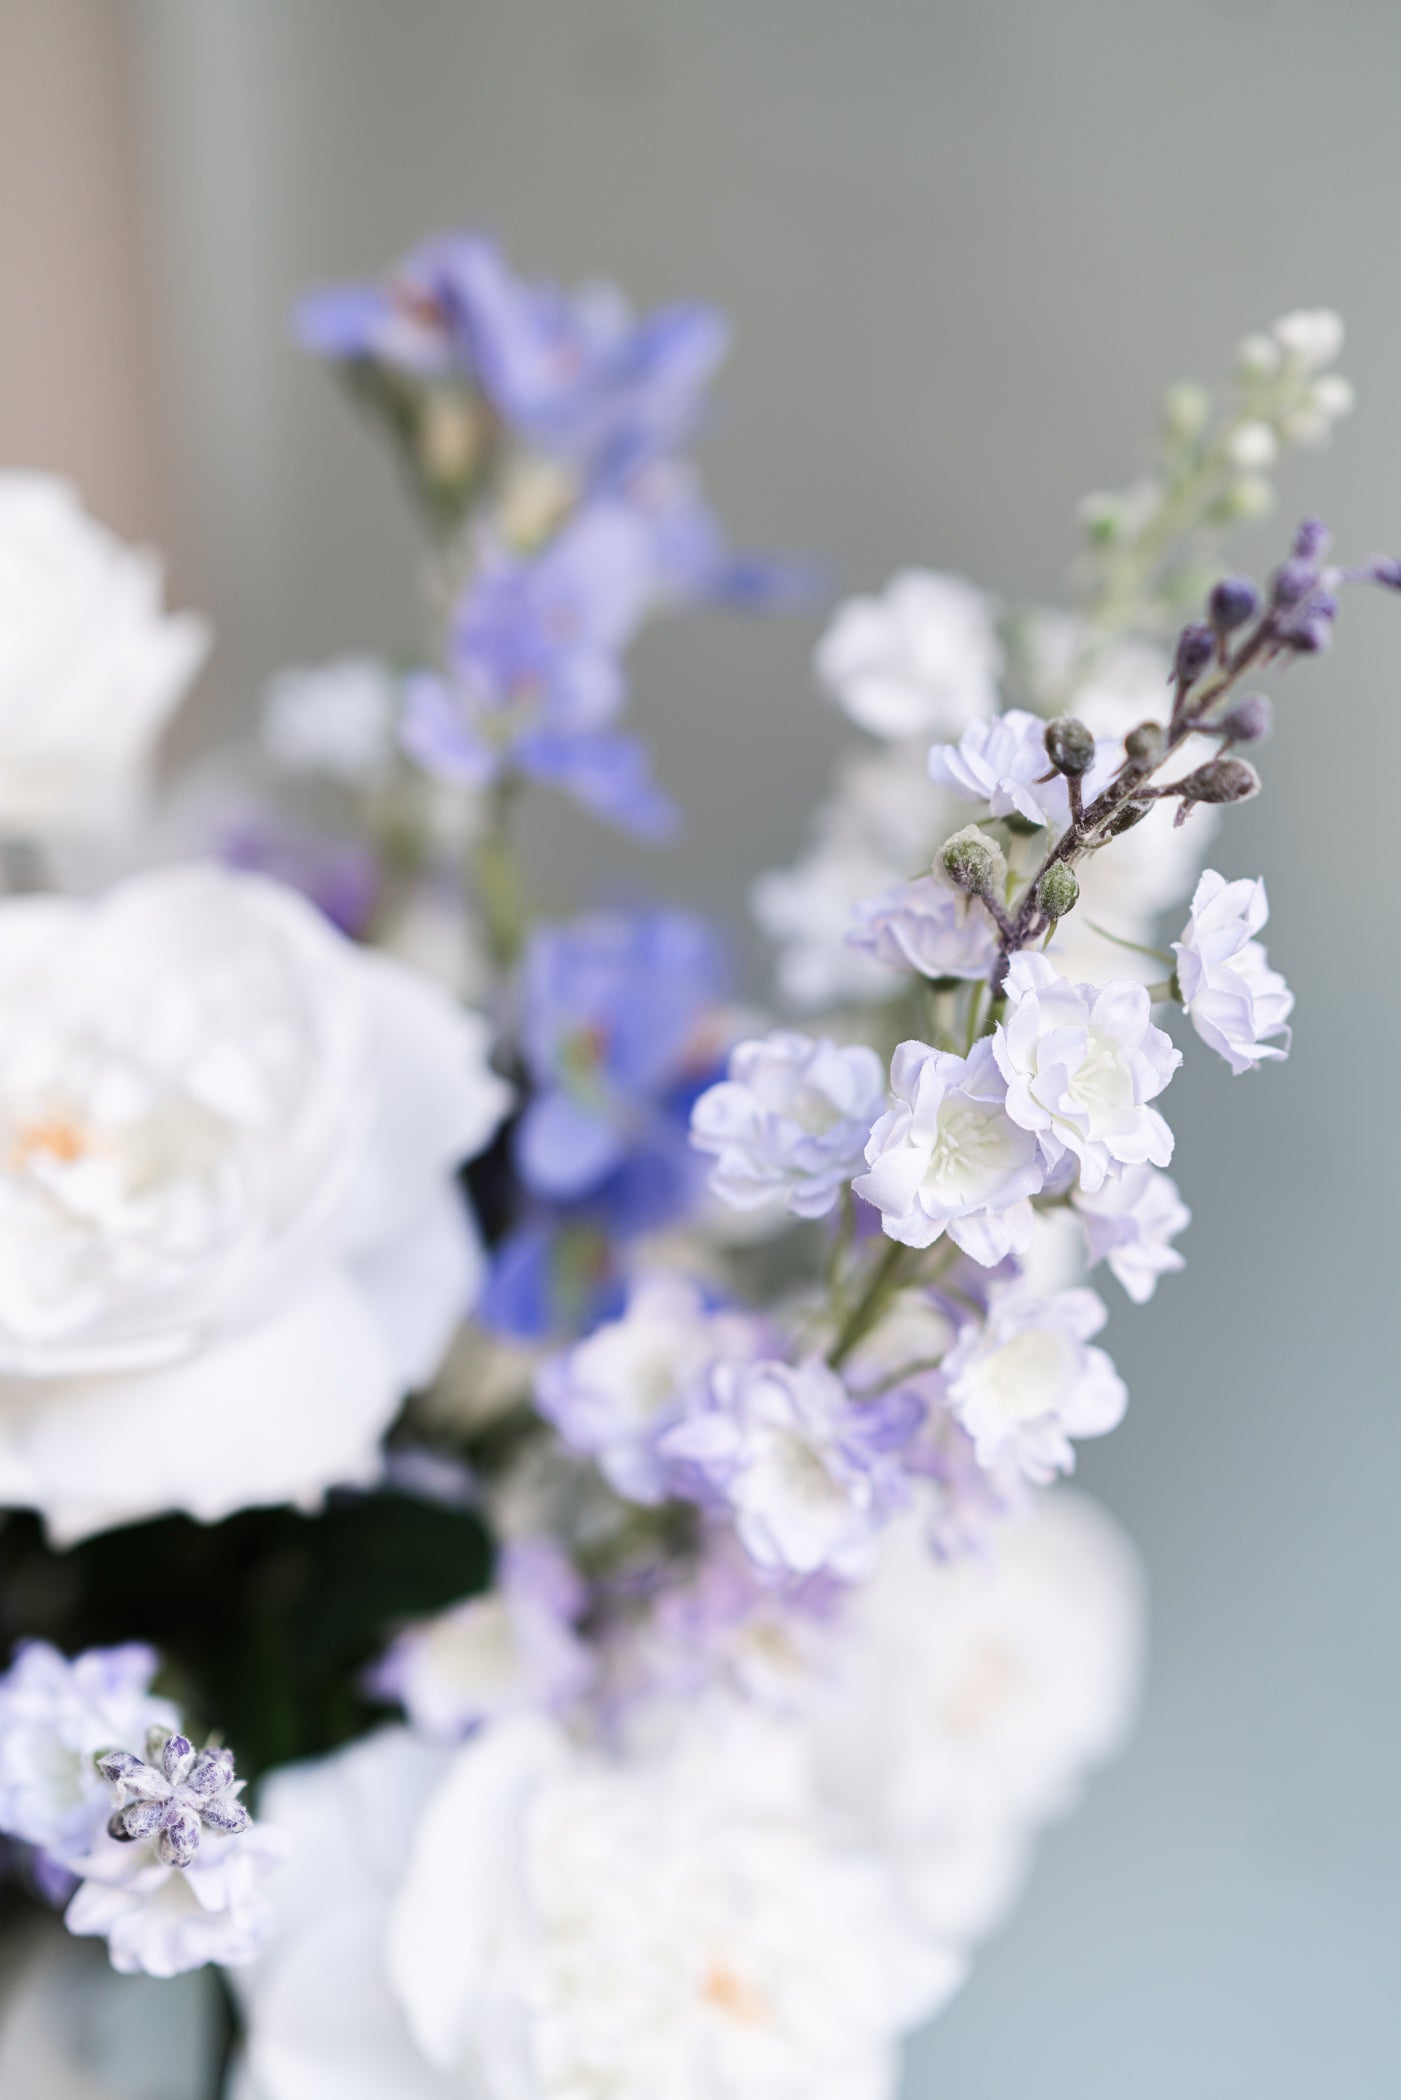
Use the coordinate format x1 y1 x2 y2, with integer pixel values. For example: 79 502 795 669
0 475 209 835
0 864 512 1543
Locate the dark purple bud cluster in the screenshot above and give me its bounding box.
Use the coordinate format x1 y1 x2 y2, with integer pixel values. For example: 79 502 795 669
96 1728 250 1870
1208 575 1261 635
1172 624 1215 690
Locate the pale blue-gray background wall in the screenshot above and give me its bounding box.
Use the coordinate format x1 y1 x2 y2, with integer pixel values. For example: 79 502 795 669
121 4 1401 2091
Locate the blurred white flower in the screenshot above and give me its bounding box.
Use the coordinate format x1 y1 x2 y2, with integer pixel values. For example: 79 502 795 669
1073 1164 1190 1303
0 475 208 836
0 1641 177 1861
848 871 1000 982
942 1285 1127 1483
260 658 397 786
816 570 1001 741
808 1491 1143 1947
236 1711 956 2100
0 864 512 1542
65 1817 282 1979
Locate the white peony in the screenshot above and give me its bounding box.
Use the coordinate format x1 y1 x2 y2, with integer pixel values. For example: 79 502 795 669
235 1712 955 2100
815 570 1001 741
0 475 208 835
0 864 511 1542
1172 869 1294 1074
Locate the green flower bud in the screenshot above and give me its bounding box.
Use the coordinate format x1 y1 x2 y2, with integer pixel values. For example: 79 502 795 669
1036 864 1080 920
1043 715 1096 777
1122 721 1166 772
938 825 1006 901
1175 758 1261 806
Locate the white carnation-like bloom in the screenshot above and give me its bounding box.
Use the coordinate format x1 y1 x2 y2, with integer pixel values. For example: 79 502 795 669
0 864 512 1542
848 872 1000 982
993 952 1180 1192
853 1038 1043 1264
928 709 1115 829
0 1641 177 1861
663 1357 894 1580
690 1031 886 1221
1072 1164 1190 1303
260 657 397 786
815 570 1001 741
1172 870 1294 1074
752 744 964 1010
809 1491 1144 1948
235 1713 955 2100
0 475 209 835
942 1284 1127 1483
65 1817 282 1979
535 1272 760 1504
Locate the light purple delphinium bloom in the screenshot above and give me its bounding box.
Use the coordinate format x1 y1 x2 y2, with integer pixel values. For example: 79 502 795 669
848 872 1001 982
402 502 675 837
1072 1165 1190 1304
853 1038 1045 1263
0 1642 177 1867
927 709 1117 827
690 1031 886 1221
992 953 1181 1192
941 1284 1127 1485
660 1357 922 1580
368 1537 593 1744
1172 870 1294 1074
535 1272 763 1504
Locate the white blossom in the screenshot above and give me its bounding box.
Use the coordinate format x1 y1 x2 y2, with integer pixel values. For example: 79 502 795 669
0 865 512 1542
662 1358 901 1580
64 1817 282 1979
853 1038 1044 1264
941 1285 1127 1483
0 475 208 836
691 1031 885 1221
928 709 1115 829
993 952 1180 1192
1172 869 1294 1074
0 1641 177 1861
1073 1164 1190 1303
848 872 1000 982
535 1272 760 1504
260 657 397 785
815 570 1001 740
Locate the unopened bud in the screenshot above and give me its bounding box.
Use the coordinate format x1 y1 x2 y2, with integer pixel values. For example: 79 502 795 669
1208 575 1261 634
1216 692 1273 744
1173 624 1214 688
1363 555 1401 590
1292 517 1332 563
1104 800 1151 837
1162 381 1211 443
1270 556 1317 608
1036 864 1080 920
1123 721 1167 772
939 825 1006 901
1043 715 1096 777
1282 589 1338 654
1175 758 1262 806
1226 420 1278 470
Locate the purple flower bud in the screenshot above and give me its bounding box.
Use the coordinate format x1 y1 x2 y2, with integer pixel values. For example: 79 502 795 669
1173 624 1215 687
1292 517 1332 562
97 1750 166 1800
185 1748 236 1800
107 1809 139 1843
200 1793 251 1836
1271 557 1318 609
1217 692 1273 743
1282 589 1338 655
157 1807 202 1870
161 1733 194 1785
1208 575 1261 633
119 1797 166 1842
1362 555 1401 590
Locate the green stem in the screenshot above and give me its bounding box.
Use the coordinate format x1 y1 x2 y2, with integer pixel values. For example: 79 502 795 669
826 1238 921 1371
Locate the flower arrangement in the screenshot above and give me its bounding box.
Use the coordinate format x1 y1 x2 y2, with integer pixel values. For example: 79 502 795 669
0 234 1387 2095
